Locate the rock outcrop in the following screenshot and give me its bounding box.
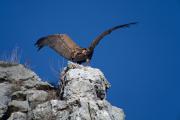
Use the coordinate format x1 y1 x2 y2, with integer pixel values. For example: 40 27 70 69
0 61 125 120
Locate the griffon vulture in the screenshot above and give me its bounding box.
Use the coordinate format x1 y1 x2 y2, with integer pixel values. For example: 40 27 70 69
35 22 137 64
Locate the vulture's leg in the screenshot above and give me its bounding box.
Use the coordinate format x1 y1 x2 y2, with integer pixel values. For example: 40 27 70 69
84 58 90 66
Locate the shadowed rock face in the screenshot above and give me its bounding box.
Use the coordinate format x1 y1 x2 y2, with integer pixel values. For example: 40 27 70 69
0 61 56 120
0 61 125 120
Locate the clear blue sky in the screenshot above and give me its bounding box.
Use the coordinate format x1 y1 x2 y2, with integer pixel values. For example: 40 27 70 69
0 0 180 120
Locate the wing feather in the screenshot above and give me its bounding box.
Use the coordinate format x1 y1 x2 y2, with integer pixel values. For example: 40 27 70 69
89 22 137 50
35 34 80 59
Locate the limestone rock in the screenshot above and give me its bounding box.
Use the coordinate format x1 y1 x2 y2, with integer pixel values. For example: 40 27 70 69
0 61 56 119
33 62 125 120
25 90 48 102
8 112 27 120
0 82 12 118
60 62 110 101
32 100 68 120
8 100 29 112
0 62 37 81
0 61 125 120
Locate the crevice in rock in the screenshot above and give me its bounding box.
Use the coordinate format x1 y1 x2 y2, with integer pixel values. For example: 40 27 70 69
88 102 93 120
1 105 27 120
35 84 54 91
11 92 27 101
1 107 12 120
58 67 69 100
0 78 7 83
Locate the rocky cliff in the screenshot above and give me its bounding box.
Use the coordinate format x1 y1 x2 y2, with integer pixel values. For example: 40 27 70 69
0 61 125 120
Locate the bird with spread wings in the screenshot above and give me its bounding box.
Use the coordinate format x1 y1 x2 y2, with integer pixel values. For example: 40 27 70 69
35 22 137 64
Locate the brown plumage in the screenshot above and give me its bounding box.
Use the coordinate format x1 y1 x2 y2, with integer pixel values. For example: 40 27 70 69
35 22 137 64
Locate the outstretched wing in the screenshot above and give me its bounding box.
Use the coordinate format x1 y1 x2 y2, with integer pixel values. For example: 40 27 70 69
89 22 137 50
35 34 80 60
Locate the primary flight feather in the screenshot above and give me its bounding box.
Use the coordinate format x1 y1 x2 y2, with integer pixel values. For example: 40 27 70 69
35 22 137 64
